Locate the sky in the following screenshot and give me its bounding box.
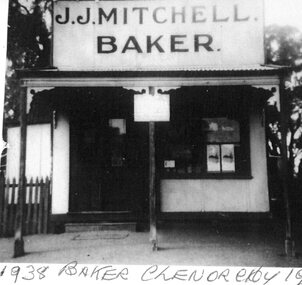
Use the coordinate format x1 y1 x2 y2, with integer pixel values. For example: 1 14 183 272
265 0 302 31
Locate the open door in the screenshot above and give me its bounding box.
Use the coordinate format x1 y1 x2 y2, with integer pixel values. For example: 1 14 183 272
69 89 149 215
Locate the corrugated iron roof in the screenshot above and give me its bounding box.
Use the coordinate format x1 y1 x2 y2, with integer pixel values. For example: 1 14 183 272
168 64 285 72
57 64 285 72
16 64 288 80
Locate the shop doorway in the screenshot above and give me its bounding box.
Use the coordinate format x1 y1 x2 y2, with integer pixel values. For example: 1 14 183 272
69 88 149 214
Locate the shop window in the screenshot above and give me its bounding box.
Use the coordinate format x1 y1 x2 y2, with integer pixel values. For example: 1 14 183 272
204 118 239 173
158 116 250 178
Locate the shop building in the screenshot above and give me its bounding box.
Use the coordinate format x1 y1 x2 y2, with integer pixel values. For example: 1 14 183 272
7 0 290 248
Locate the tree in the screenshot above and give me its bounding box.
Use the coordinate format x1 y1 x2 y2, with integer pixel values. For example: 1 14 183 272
287 87 302 177
4 0 53 258
5 0 51 122
265 25 302 69
265 25 302 179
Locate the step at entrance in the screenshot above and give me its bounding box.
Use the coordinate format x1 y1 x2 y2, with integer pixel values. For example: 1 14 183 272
65 222 137 233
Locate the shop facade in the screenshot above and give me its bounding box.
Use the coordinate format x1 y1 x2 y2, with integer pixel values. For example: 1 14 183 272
7 0 291 250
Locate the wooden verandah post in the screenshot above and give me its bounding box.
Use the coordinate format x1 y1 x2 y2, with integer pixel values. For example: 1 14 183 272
279 79 295 257
149 121 157 251
14 87 27 257
148 85 158 251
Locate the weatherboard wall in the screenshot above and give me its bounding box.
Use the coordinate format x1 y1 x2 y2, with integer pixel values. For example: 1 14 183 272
160 111 269 212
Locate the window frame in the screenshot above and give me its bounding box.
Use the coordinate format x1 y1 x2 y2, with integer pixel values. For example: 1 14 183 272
157 114 252 180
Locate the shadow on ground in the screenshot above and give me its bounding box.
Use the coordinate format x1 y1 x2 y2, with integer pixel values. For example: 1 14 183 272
0 219 301 267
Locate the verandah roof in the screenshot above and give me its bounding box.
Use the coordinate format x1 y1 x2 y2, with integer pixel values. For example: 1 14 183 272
16 64 288 88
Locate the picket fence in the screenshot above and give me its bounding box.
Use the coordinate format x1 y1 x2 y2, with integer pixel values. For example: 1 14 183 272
0 175 51 237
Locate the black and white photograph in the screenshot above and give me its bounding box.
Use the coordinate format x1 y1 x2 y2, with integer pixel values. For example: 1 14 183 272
0 0 302 283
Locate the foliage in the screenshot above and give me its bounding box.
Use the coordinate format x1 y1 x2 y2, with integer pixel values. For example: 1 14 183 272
5 0 51 121
287 87 302 177
264 24 302 178
267 91 302 179
265 25 302 69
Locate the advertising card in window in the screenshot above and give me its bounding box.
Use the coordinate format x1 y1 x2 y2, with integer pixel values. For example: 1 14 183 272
207 145 220 172
221 144 235 172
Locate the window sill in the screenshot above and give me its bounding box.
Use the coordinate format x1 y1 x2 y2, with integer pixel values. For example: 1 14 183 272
160 173 253 180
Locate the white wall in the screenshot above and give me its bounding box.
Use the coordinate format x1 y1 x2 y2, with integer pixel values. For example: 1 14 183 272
52 113 70 214
160 112 269 212
6 124 51 180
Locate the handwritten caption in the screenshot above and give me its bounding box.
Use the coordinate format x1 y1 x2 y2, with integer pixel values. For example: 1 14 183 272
1 262 302 284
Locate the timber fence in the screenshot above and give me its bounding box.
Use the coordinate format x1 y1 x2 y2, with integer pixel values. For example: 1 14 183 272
0 175 51 237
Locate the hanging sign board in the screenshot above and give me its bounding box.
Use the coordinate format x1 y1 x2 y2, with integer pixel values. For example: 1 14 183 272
53 0 264 71
134 94 170 122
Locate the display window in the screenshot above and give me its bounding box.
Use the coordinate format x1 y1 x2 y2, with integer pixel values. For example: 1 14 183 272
157 87 251 179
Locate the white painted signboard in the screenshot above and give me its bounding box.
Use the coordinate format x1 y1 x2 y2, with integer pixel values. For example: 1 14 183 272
134 94 170 121
53 0 264 71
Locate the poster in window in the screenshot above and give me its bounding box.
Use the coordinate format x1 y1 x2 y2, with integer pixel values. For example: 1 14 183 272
109 119 126 135
207 145 220 172
221 144 235 172
202 118 240 143
164 160 175 168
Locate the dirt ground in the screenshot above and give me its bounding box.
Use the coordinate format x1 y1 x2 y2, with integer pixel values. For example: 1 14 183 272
0 220 301 267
